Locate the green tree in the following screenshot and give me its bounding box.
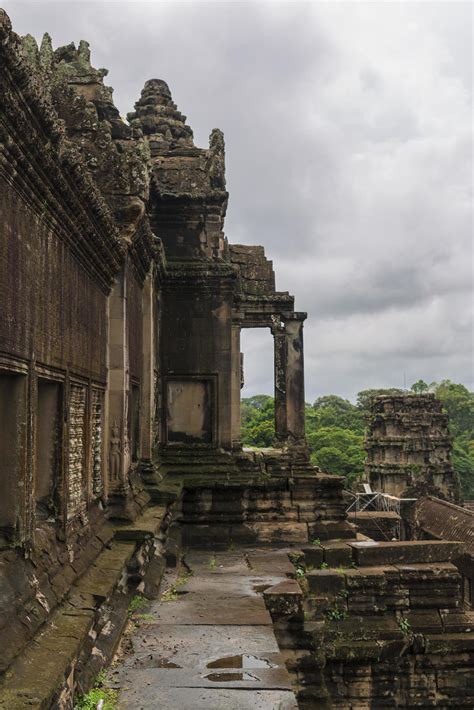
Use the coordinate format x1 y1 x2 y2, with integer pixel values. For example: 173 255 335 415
433 380 474 438
452 440 474 499
308 427 365 486
411 379 430 394
356 388 404 413
241 381 474 498
313 395 364 434
241 396 275 447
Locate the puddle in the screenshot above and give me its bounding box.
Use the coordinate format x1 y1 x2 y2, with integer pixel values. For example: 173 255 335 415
205 671 258 682
155 657 181 668
207 654 275 669
133 656 182 669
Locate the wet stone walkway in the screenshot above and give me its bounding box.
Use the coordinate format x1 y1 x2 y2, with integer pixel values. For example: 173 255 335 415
108 549 298 709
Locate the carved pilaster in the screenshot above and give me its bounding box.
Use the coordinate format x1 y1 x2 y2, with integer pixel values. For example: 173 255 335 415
271 316 288 444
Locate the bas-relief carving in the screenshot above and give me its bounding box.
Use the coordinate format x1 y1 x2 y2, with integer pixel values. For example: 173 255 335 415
109 421 121 482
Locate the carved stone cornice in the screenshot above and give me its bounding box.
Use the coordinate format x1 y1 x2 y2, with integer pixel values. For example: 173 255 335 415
162 259 238 293
0 10 124 292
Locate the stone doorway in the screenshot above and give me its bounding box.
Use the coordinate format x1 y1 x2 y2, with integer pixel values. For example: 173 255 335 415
240 328 275 448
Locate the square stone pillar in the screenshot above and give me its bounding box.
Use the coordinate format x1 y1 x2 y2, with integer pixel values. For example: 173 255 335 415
231 322 242 449
140 272 154 462
272 317 288 444
105 270 131 496
284 312 307 445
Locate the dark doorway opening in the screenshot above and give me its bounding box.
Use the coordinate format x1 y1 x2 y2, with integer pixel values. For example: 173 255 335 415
0 372 27 544
36 379 62 522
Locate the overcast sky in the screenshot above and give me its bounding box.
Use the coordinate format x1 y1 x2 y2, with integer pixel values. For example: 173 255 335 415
5 0 473 401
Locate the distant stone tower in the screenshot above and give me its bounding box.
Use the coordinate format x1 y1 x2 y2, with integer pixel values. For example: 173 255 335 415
365 394 460 501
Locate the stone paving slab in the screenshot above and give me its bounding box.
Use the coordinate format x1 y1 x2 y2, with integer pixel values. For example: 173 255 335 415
183 551 251 574
118 624 282 670
148 591 273 625
110 548 298 709
109 666 292 689
181 573 284 596
117 687 298 709
247 552 296 575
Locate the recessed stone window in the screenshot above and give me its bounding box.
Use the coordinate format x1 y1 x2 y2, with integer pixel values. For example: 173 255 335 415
0 372 27 545
35 379 62 523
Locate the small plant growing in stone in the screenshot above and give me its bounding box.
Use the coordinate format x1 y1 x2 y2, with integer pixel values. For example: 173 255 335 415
311 538 322 547
326 605 346 622
128 594 148 615
161 586 179 602
175 570 193 587
399 617 412 635
74 671 118 710
295 566 306 579
336 566 346 575
209 556 217 570
320 562 329 570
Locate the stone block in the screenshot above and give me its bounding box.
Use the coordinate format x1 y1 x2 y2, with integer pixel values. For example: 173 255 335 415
322 542 353 567
306 570 345 595
349 540 462 567
301 545 324 568
264 580 304 620
308 521 357 541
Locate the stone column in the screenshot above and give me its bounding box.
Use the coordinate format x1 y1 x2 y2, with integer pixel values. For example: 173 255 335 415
140 272 154 462
230 322 242 449
105 269 130 495
272 317 287 444
284 313 307 444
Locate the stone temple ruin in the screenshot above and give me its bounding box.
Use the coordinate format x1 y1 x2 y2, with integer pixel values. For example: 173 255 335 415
0 11 473 709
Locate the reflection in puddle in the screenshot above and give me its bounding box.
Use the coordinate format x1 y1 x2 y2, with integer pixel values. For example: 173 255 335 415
155 658 181 668
205 671 258 682
134 656 181 669
207 654 275 669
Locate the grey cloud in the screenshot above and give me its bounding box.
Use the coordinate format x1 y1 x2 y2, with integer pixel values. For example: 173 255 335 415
4 0 472 401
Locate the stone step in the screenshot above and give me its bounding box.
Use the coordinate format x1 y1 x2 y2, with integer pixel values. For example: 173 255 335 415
348 540 463 566
181 522 309 547
0 505 170 709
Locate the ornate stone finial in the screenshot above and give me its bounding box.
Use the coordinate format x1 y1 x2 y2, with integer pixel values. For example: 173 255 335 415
208 128 226 189
143 78 172 102
0 8 12 35
39 33 53 72
21 34 39 66
128 78 194 154
77 39 90 62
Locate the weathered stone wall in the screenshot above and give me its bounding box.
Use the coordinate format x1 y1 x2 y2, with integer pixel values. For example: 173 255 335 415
127 260 144 383
229 244 275 295
160 264 236 449
0 10 157 680
0 183 108 382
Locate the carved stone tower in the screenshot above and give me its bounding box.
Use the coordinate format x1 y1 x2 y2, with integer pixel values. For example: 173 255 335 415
365 394 460 501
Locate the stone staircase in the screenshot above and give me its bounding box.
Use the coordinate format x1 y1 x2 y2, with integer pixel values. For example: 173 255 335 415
168 455 354 547
283 540 474 708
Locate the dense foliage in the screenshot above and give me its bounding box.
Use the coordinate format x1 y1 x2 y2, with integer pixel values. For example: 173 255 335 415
241 380 474 497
